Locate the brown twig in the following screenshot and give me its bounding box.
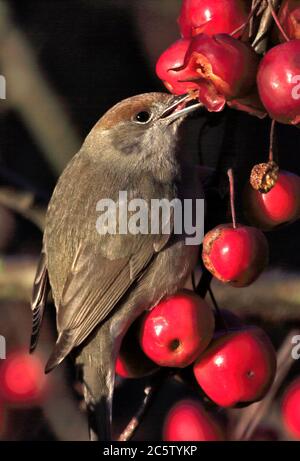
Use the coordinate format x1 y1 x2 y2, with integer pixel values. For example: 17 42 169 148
231 330 299 440
249 0 262 37
208 286 228 331
0 187 46 230
230 0 261 38
211 270 300 322
0 0 81 175
0 256 37 301
117 370 169 441
252 0 281 54
269 119 276 163
227 168 237 229
195 265 213 299
267 0 290 41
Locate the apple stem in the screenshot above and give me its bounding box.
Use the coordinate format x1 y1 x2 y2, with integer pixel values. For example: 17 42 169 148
269 119 276 163
230 0 260 38
196 263 213 298
227 168 237 229
267 0 290 42
208 287 228 332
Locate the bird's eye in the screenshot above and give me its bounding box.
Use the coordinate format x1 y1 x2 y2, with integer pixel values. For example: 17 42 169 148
134 111 152 124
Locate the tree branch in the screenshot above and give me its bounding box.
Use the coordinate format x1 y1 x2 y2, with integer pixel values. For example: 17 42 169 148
0 187 46 230
0 0 81 175
118 370 169 441
252 0 281 54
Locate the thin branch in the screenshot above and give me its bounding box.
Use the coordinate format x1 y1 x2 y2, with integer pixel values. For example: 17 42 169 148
252 0 281 54
269 119 276 163
249 0 262 37
0 0 81 175
118 370 169 441
211 270 300 322
0 187 46 230
195 265 213 299
267 0 290 41
230 0 261 38
227 168 237 229
0 256 37 301
208 286 228 331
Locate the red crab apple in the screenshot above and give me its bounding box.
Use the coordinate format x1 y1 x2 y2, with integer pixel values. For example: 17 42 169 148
156 38 199 95
244 170 300 230
202 224 269 287
181 33 259 111
281 378 300 439
276 0 300 41
139 290 215 368
257 40 300 124
193 327 277 407
0 352 47 405
116 318 158 379
163 399 224 441
178 0 250 39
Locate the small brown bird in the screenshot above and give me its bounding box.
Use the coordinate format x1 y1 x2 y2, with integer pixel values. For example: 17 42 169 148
30 92 204 440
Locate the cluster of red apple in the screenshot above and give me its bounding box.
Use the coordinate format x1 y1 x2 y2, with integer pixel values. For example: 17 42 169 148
116 291 277 440
0 351 47 438
156 0 300 124
116 287 300 440
156 0 300 235
164 374 300 441
115 0 300 441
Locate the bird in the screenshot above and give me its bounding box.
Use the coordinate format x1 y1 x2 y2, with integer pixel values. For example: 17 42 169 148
30 92 204 441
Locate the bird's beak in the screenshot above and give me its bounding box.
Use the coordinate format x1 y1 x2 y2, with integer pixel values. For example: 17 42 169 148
159 94 204 123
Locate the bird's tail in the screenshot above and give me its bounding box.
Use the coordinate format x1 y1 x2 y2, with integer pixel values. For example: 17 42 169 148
75 320 117 441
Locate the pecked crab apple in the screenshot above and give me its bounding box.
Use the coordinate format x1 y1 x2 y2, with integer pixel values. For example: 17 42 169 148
156 38 199 95
244 163 300 230
202 223 269 287
178 0 250 39
157 33 259 113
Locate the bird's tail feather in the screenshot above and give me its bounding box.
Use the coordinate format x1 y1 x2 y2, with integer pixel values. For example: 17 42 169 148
45 330 75 373
82 364 113 441
76 321 116 441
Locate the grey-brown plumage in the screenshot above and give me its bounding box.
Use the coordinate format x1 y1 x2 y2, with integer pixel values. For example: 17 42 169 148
30 251 50 352
30 92 204 440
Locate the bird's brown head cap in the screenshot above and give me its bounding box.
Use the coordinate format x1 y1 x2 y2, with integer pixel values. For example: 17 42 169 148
82 92 202 180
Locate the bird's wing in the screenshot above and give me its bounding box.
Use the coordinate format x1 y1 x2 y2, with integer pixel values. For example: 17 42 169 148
45 229 172 373
30 250 50 352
